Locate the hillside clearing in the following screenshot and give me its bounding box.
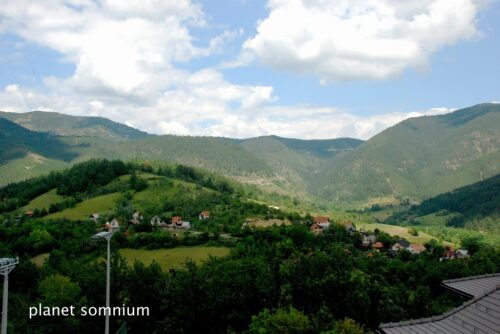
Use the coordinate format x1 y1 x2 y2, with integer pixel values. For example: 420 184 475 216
356 222 455 247
119 246 231 271
31 253 50 267
44 192 122 221
22 189 66 211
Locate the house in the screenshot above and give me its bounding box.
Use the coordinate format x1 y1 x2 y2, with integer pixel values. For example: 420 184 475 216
24 211 34 218
89 213 100 223
408 243 426 254
313 216 330 224
150 215 162 227
180 221 191 229
372 242 384 252
440 248 455 261
199 211 210 220
362 234 377 247
318 220 330 229
455 249 469 259
339 221 356 234
310 223 323 235
172 216 182 225
129 211 143 225
391 239 410 252
104 218 120 232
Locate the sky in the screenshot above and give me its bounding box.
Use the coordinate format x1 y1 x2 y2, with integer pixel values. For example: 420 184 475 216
0 0 499 140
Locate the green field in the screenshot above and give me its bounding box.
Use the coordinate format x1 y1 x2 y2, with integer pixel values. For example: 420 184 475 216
22 189 66 211
119 246 231 271
356 222 455 246
44 192 122 221
31 253 50 267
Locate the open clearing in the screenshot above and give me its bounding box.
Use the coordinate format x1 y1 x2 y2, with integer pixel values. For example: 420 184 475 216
119 246 231 271
44 192 121 221
356 222 455 246
22 189 65 211
31 253 50 267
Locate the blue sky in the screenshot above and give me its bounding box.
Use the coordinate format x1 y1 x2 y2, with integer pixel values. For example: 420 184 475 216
0 0 498 139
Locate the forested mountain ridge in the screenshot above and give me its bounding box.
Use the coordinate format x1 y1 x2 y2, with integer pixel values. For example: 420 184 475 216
0 110 151 140
313 103 500 202
0 118 77 163
0 103 499 205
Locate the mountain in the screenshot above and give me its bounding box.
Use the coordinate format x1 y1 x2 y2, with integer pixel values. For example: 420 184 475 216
0 110 151 140
0 118 77 163
0 104 499 205
386 173 500 245
408 173 499 223
312 103 500 202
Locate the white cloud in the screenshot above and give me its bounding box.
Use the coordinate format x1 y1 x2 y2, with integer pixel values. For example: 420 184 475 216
242 0 480 82
0 0 470 140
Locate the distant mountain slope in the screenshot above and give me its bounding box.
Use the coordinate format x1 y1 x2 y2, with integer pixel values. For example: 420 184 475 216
411 173 499 220
240 136 362 195
313 103 500 202
0 110 151 140
250 135 363 158
0 104 498 205
0 118 77 163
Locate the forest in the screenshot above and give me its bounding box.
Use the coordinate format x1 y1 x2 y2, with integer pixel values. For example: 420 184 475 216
1 160 499 333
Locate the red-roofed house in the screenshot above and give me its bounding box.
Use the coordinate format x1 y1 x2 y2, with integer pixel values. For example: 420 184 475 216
408 243 426 254
372 242 384 252
172 216 182 225
199 211 210 220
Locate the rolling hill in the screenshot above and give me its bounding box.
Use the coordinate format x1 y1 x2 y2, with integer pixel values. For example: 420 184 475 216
0 110 150 140
0 103 499 205
312 103 500 202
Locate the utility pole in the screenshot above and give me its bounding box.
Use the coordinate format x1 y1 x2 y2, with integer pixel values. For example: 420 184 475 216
0 258 18 334
92 232 113 334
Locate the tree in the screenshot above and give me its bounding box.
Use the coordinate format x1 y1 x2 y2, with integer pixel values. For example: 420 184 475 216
38 274 83 306
248 308 312 334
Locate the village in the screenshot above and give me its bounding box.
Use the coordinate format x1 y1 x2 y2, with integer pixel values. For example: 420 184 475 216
89 210 469 261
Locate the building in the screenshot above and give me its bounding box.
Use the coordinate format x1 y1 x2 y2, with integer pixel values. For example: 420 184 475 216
105 218 120 232
362 234 377 248
150 215 162 227
310 223 323 235
372 242 384 252
313 216 330 224
89 213 100 223
339 221 357 234
172 216 182 226
455 249 470 259
408 243 426 254
391 239 410 252
199 211 210 220
180 221 191 229
129 211 142 225
380 273 500 334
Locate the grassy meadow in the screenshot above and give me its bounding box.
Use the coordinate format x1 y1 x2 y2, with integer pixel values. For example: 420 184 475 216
119 246 231 271
356 222 455 247
44 192 122 221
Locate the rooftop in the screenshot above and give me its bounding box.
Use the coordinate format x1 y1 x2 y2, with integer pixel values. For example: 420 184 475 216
379 273 500 334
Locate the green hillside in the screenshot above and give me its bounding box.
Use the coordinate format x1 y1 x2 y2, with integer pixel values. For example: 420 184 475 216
0 118 77 163
1 104 499 206
0 110 150 140
313 103 500 202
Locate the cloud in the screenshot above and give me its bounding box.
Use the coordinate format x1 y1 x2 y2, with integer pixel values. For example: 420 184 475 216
0 1 466 140
242 0 480 82
0 83 455 140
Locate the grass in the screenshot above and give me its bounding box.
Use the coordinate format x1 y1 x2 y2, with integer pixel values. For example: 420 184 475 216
22 189 66 211
31 253 50 267
44 192 122 221
356 222 455 247
119 246 231 271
